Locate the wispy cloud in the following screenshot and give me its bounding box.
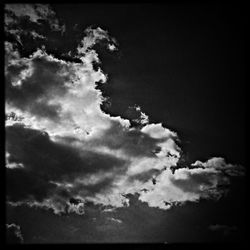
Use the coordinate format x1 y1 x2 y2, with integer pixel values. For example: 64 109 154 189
6 223 24 243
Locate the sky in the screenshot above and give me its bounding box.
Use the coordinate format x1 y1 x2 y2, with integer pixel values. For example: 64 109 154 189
5 3 246 244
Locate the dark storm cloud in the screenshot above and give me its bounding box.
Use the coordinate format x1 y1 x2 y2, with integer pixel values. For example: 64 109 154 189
7 167 57 202
6 124 127 177
6 124 128 211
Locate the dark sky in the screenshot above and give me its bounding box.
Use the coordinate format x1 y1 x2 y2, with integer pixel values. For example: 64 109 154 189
5 3 246 245
51 3 246 165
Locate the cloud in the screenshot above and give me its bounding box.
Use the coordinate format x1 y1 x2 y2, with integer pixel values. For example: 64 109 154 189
192 157 245 177
6 124 128 211
108 44 117 51
6 151 24 169
108 217 122 223
138 157 245 210
138 168 222 209
30 31 47 40
77 26 117 55
5 4 65 45
5 4 53 24
5 4 64 31
127 105 149 126
6 223 24 243
5 20 245 215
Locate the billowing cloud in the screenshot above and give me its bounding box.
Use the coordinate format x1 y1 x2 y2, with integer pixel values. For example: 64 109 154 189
6 223 24 243
5 5 245 215
138 163 229 209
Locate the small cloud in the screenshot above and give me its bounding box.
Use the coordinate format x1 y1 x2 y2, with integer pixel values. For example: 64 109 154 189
77 26 117 55
6 223 24 243
108 217 122 224
6 162 24 169
6 151 24 169
108 44 117 51
131 105 149 125
30 31 46 40
103 207 116 213
192 157 245 177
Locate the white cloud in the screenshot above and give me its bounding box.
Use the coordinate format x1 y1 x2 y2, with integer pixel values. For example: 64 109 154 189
6 151 24 169
7 199 66 215
108 44 117 51
6 162 24 169
140 112 149 125
5 49 111 139
141 123 177 139
5 41 20 67
138 166 227 210
108 217 122 223
132 105 149 125
77 27 115 54
11 63 33 88
192 157 245 177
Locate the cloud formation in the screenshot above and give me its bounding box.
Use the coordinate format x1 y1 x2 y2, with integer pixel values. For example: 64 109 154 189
6 223 24 243
77 26 118 54
5 4 65 44
192 157 245 177
5 5 245 215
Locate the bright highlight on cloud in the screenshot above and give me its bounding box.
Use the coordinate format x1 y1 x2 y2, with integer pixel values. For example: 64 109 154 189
5 4 245 216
